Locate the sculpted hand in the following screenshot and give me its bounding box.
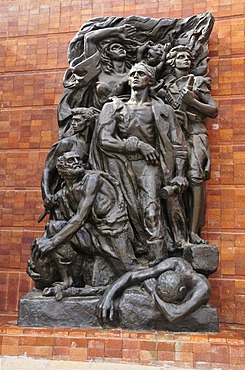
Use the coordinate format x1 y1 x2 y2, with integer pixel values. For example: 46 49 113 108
161 43 172 61
181 88 196 106
96 294 115 326
27 260 41 281
118 24 136 40
163 43 171 53
44 194 58 212
169 176 188 193
145 40 154 48
143 278 157 298
139 40 154 53
138 142 159 165
31 237 54 260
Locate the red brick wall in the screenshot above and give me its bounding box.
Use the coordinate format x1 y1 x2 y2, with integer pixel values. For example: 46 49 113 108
1 0 245 330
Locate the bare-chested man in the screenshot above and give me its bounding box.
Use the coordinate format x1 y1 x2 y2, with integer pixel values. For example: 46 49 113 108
91 62 188 263
30 152 139 299
96 257 211 326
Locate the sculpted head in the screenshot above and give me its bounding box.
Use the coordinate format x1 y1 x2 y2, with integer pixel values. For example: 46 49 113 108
71 107 98 134
56 152 84 180
145 43 165 67
156 270 187 303
166 45 194 71
128 62 156 90
98 38 127 74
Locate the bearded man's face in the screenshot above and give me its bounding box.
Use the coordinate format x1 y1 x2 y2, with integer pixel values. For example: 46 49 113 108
57 153 85 180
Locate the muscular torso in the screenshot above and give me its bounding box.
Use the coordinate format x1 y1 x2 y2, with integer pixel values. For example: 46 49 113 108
93 178 116 217
60 173 116 220
117 102 156 146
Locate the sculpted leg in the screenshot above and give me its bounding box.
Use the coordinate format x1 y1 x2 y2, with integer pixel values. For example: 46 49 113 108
189 182 208 244
135 162 167 263
144 202 167 264
166 195 188 250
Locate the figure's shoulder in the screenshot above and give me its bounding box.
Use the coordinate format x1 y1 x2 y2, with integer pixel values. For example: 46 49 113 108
76 171 102 193
83 170 101 182
99 96 129 120
110 96 130 109
151 96 173 117
59 135 78 147
100 97 122 112
194 76 211 93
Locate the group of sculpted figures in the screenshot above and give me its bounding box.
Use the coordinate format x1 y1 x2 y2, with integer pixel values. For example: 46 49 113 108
27 13 218 329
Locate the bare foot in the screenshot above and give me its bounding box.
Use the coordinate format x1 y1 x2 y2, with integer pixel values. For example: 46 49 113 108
43 286 56 296
43 282 69 301
189 232 208 245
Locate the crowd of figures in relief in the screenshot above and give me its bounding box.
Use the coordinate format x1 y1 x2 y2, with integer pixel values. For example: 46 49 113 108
27 12 219 330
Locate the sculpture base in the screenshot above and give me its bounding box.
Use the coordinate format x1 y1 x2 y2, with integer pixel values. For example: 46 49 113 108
18 289 219 332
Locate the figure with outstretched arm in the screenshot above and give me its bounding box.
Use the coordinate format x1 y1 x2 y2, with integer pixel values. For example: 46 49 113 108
96 257 210 326
58 24 137 136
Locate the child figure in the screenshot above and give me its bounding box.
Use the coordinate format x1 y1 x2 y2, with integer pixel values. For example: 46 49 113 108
137 41 171 79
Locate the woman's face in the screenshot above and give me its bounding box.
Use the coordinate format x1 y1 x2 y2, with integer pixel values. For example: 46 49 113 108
175 51 192 71
108 43 126 61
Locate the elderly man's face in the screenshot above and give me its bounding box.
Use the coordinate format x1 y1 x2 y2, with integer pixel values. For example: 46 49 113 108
57 152 84 180
63 153 81 169
128 67 151 90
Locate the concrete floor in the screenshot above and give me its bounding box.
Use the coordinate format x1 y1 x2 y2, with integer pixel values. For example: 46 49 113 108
0 357 191 370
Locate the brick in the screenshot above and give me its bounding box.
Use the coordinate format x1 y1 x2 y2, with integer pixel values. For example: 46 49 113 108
123 339 140 349
0 6 245 370
122 348 140 362
87 347 104 359
36 336 54 346
140 340 157 351
1 345 19 356
158 350 175 361
52 346 71 358
158 341 175 351
104 347 123 358
105 338 123 349
69 347 87 361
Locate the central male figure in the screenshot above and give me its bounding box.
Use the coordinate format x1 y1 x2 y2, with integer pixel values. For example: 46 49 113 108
91 62 188 264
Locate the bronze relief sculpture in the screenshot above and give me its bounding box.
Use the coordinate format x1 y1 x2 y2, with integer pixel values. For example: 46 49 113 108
19 12 219 331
